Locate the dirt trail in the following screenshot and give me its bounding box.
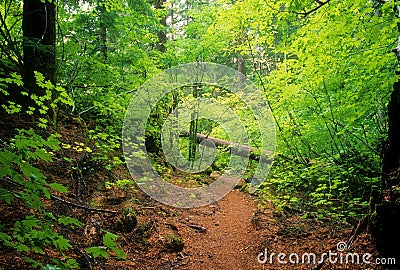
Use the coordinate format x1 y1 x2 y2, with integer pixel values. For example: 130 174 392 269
127 187 378 270
175 189 264 269
126 189 267 269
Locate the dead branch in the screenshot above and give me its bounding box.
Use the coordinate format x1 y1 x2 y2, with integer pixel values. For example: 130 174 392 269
50 193 118 214
183 222 207 233
296 0 331 17
1 176 118 215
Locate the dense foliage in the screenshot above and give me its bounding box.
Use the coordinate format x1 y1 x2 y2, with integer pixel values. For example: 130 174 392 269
165 0 398 218
0 0 399 267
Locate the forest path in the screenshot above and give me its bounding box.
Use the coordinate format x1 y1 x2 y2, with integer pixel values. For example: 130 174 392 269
132 189 269 270
171 189 265 269
126 187 378 270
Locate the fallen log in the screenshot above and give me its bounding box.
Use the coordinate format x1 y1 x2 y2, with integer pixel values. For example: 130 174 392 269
180 130 261 160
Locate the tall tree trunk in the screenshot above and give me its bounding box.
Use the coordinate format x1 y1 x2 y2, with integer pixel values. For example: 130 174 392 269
22 0 56 100
371 81 400 264
98 3 108 60
153 0 167 52
382 81 400 188
236 31 247 88
370 15 400 263
144 0 167 154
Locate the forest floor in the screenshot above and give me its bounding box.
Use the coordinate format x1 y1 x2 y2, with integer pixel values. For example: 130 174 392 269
0 175 381 270
0 115 382 269
110 188 379 270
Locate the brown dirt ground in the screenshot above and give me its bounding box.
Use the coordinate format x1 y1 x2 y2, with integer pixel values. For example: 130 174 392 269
0 186 386 270
133 189 264 270
114 189 381 270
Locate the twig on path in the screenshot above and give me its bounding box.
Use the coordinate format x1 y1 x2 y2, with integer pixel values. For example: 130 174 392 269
179 221 207 233
186 223 207 233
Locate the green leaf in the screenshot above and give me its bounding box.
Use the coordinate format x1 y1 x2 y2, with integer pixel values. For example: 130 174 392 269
24 258 43 268
0 188 14 204
103 232 118 248
43 264 61 270
33 245 44 254
34 71 45 87
58 216 83 229
86 246 109 259
19 162 44 179
21 215 39 228
15 243 30 252
49 183 68 193
0 232 12 245
103 232 127 259
65 259 80 269
114 248 127 259
54 236 71 251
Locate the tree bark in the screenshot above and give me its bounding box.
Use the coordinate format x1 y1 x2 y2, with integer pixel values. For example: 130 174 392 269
382 81 400 188
22 0 56 99
153 0 167 52
370 16 400 262
181 130 267 161
371 79 400 263
98 2 108 60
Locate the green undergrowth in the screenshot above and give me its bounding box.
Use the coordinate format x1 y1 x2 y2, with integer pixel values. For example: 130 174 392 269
259 154 380 221
0 74 126 269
